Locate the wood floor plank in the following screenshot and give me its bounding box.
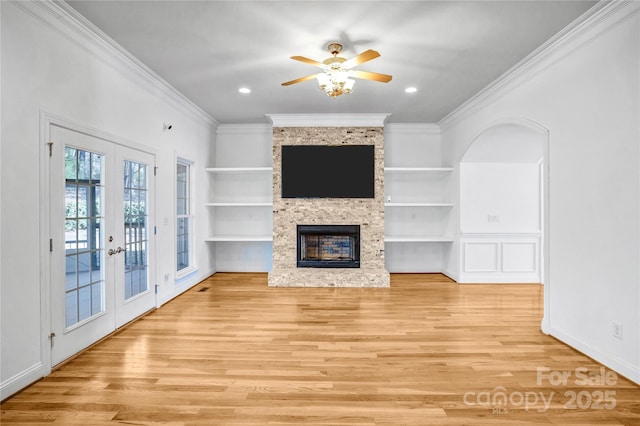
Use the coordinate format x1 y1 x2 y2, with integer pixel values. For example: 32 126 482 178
2 272 639 425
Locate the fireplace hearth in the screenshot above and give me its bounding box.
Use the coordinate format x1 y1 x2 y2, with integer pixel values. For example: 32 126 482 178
297 225 360 268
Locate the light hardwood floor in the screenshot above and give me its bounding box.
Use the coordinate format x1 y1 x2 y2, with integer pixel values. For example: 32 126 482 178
2 273 639 425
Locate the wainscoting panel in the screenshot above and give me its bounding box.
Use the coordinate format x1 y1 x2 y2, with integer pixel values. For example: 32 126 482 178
502 242 537 272
460 234 541 283
463 242 499 272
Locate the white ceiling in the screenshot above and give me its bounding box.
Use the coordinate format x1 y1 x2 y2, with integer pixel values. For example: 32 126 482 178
66 0 597 124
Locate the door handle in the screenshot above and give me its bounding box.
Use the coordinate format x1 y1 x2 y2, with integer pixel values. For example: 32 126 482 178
108 247 126 256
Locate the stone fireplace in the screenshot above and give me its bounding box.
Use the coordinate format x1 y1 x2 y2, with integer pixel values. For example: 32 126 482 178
267 114 390 287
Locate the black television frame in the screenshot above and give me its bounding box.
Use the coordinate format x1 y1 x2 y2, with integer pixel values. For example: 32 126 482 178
281 144 375 199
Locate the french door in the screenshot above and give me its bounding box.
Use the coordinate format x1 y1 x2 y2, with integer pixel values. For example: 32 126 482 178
49 125 155 366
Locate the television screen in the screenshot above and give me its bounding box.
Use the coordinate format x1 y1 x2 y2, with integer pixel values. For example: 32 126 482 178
281 145 375 198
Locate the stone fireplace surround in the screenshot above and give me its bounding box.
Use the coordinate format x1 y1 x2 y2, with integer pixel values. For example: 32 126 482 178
267 114 390 287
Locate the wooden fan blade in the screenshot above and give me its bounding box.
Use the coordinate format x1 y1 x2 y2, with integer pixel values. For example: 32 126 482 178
290 56 325 68
351 70 393 83
341 49 380 69
281 74 318 86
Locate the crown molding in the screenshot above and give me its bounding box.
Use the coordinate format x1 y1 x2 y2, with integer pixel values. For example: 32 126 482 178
266 113 391 127
438 0 639 130
11 0 218 128
216 123 272 135
384 123 441 135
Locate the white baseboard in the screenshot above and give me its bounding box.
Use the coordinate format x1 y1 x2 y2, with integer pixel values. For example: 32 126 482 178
159 268 216 306
458 272 541 283
442 269 459 283
0 362 44 401
214 266 272 273
549 326 640 385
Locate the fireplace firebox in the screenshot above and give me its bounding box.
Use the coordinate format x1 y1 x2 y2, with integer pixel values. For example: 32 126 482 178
297 225 360 268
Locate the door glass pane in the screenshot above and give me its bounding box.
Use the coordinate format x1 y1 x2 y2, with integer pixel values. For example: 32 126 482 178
123 160 148 300
65 148 77 180
78 286 92 322
65 147 104 328
78 150 91 181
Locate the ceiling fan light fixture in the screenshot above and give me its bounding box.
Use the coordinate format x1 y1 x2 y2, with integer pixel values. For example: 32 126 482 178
316 69 355 99
316 70 354 98
316 72 331 90
343 78 355 94
284 43 391 98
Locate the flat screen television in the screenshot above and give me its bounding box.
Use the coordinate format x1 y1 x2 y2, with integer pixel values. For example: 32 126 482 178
281 145 375 198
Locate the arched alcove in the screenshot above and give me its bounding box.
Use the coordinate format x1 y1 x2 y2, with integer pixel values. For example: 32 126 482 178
458 121 546 284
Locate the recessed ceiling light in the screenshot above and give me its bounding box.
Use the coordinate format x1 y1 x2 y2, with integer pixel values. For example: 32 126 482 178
405 87 418 94
238 87 251 94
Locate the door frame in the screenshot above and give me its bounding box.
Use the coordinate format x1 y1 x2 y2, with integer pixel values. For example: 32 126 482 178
39 111 158 374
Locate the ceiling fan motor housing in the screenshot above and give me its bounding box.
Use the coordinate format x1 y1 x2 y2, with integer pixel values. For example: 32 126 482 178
324 43 346 69
327 43 343 55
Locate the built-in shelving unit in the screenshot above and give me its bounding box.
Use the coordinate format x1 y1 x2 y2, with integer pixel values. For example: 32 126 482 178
384 202 454 207
205 236 272 242
384 167 453 172
205 167 272 173
383 125 454 272
384 236 454 243
206 125 274 272
205 167 273 243
205 202 273 207
383 167 454 244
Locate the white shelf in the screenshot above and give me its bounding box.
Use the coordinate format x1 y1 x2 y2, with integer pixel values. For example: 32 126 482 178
205 167 272 173
205 202 272 207
385 236 454 243
384 167 453 172
385 202 454 207
205 236 273 242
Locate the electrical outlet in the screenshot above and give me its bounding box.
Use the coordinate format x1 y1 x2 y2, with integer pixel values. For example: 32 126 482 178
613 321 623 340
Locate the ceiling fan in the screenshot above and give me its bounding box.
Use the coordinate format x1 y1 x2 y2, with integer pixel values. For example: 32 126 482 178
282 43 392 98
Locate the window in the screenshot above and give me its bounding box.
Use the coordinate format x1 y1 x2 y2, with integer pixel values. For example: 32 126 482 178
176 159 193 274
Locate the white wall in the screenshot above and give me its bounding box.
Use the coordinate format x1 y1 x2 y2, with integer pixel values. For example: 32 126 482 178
1 1 216 398
441 2 639 382
460 123 543 234
460 162 541 233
